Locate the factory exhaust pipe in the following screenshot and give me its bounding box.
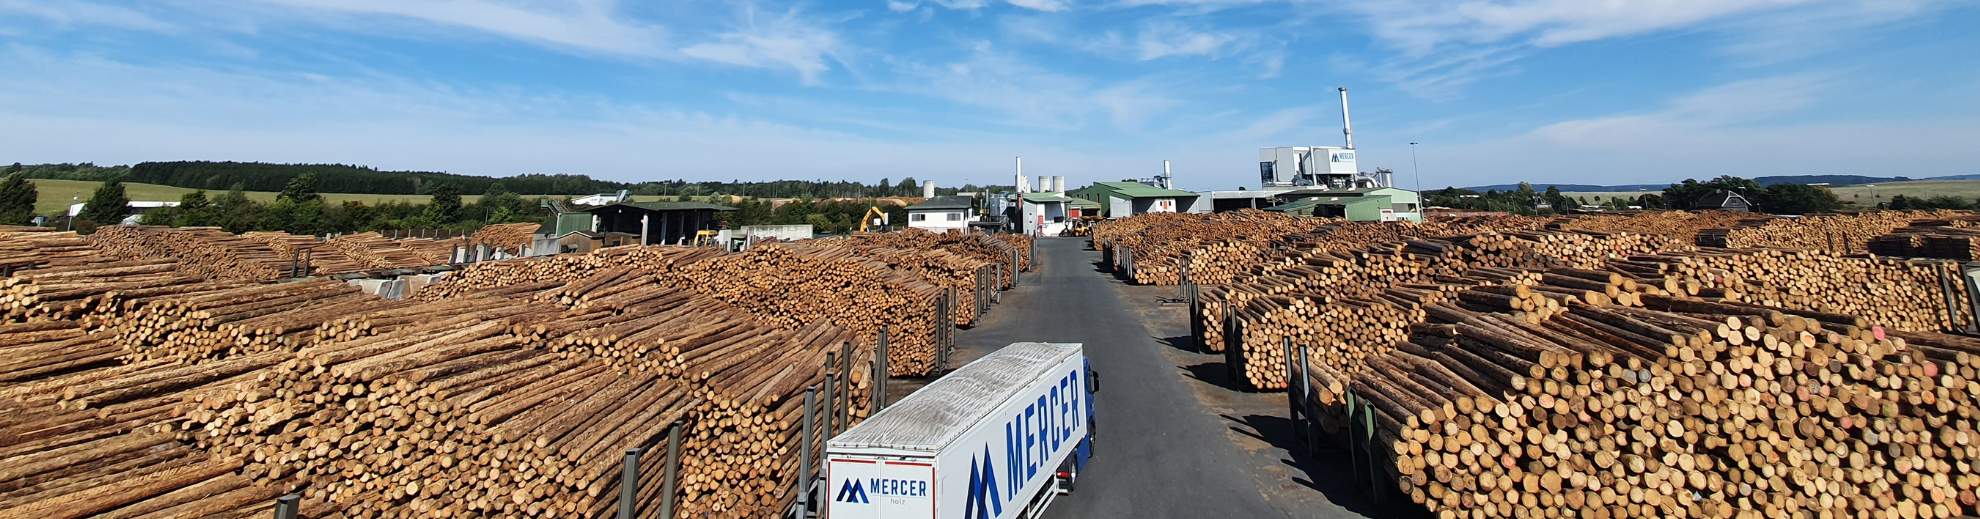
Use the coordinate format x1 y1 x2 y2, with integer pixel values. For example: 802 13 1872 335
1338 87 1353 150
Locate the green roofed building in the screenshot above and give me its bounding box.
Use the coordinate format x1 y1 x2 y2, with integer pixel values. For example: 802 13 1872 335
1066 182 1201 218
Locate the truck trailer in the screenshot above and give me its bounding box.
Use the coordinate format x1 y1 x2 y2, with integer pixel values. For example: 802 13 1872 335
826 342 1097 519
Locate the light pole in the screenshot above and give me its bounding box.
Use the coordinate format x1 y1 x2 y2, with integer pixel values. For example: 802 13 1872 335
1409 142 1422 193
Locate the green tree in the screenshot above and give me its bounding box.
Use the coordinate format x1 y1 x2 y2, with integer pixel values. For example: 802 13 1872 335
79 177 130 227
278 173 322 203
4 162 22 174
0 172 37 225
178 190 214 227
1756 183 1843 215
425 183 463 223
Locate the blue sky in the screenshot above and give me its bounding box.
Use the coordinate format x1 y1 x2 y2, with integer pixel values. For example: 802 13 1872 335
2 0 1975 191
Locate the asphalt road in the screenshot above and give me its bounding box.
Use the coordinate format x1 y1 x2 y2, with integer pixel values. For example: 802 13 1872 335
933 237 1393 519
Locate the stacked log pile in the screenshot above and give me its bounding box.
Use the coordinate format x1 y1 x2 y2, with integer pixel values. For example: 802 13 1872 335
413 245 727 302
680 245 946 376
1105 212 1551 286
1638 249 1973 333
1207 231 1674 389
0 230 122 272
5 262 875 518
471 223 541 254
89 226 296 281
845 228 1023 289
1553 211 1768 248
998 233 1034 272
786 241 992 326
2 260 208 322
0 322 302 518
1332 292 1980 519
102 279 385 363
1697 211 1962 254
241 231 371 276
326 232 446 270
397 236 464 264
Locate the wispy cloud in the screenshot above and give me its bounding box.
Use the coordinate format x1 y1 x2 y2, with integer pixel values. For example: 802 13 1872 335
0 0 174 31
245 0 670 57
680 6 846 85
885 42 1178 130
1134 21 1238 60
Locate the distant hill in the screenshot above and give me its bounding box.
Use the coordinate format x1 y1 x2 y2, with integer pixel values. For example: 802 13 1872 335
1462 174 1980 193
121 161 622 196
1750 175 1912 186
1456 183 1667 192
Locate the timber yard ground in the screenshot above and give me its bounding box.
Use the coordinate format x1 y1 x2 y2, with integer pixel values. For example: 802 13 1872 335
888 237 1427 518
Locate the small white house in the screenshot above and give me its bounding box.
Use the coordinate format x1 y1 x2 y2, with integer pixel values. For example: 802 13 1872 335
68 201 179 226
905 196 974 231
1019 193 1074 236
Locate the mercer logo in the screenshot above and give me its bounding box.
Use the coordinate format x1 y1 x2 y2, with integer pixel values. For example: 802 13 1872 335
836 479 869 504
965 368 1084 519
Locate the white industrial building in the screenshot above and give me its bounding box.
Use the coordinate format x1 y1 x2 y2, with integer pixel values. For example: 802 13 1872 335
1195 87 1412 216
905 196 974 231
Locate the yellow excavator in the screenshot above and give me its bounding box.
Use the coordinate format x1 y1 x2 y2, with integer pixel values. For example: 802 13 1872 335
692 229 722 247
857 206 890 233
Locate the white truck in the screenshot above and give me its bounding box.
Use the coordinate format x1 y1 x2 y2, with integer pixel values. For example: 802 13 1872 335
826 342 1098 519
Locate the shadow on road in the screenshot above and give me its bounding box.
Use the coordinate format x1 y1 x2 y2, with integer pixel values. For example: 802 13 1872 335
1224 414 1436 519
1178 361 1253 392
1154 334 1200 354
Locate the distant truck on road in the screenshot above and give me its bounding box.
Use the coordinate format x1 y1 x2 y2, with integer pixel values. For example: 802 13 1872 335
826 342 1098 519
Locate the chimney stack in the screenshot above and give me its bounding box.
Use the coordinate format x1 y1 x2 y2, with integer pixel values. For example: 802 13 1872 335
1053 176 1065 194
1338 87 1354 150
921 180 935 198
1015 156 1026 194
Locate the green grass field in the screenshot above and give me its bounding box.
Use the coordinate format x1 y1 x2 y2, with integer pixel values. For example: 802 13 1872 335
1562 180 1980 207
28 179 489 216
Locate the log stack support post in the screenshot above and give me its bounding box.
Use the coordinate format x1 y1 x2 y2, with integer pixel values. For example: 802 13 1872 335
660 420 683 519
1011 250 1021 287
273 495 300 519
1966 264 1980 333
796 385 820 519
1284 337 1303 448
1937 261 1973 333
839 341 853 427
619 448 642 519
875 326 890 412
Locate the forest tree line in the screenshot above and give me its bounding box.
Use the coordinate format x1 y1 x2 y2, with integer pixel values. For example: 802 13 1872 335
5 162 1006 199
1422 175 1849 215
0 170 934 237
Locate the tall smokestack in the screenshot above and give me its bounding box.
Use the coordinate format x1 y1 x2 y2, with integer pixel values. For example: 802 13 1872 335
1338 87 1354 150
922 180 935 198
1162 160 1172 189
1015 156 1025 194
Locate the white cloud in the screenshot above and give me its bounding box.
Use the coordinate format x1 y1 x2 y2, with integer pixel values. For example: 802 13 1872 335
0 45 1148 186
887 0 920 12
1005 0 1071 11
1134 22 1237 60
1408 74 1980 186
680 6 845 85
243 0 669 57
0 0 174 31
885 43 1178 131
